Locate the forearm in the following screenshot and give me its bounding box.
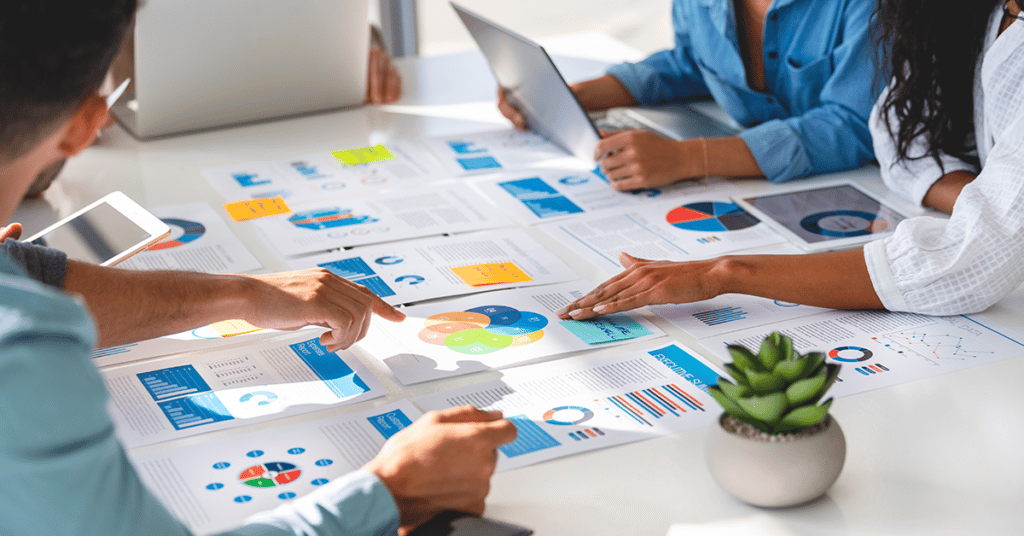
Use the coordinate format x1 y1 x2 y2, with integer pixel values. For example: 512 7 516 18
570 75 637 111
705 136 764 179
711 249 883 310
921 170 977 214
64 260 249 347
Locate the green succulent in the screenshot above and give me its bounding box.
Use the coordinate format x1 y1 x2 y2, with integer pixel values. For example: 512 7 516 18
708 332 840 434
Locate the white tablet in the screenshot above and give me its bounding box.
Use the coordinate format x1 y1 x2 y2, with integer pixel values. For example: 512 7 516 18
732 182 910 252
25 191 170 266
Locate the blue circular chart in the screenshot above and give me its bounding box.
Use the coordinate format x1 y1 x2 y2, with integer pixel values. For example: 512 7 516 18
375 256 403 265
287 448 305 455
467 305 521 326
829 346 873 363
800 210 879 238
206 483 224 490
543 406 595 426
234 495 252 503
246 450 264 458
150 218 206 251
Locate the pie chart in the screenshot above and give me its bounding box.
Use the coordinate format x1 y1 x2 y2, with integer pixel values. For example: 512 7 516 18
665 202 759 233
238 462 302 488
149 218 205 251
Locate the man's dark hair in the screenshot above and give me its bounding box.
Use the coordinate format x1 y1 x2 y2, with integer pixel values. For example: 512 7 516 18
0 1 137 163
873 0 1024 170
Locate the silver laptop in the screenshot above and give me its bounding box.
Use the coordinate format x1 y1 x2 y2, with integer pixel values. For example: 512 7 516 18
451 3 737 163
113 0 370 139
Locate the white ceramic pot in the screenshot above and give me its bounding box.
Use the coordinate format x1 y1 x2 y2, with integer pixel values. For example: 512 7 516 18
705 414 846 508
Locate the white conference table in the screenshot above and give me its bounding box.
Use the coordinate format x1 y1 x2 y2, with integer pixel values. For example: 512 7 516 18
15 34 1024 536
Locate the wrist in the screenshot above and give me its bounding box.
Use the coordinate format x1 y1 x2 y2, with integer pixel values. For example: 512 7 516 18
703 256 741 299
217 274 261 322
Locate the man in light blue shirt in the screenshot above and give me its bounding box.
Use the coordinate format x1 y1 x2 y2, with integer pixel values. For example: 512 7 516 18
500 0 883 189
0 2 515 535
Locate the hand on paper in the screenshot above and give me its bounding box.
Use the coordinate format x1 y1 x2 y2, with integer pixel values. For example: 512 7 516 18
242 268 406 351
366 46 402 104
0 222 22 241
497 88 528 130
556 252 719 320
364 406 518 534
595 131 704 190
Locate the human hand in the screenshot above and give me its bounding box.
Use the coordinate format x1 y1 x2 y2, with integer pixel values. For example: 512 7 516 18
1 222 23 241
240 268 405 351
363 406 518 534
555 252 721 320
497 88 528 130
595 131 705 191
366 46 402 104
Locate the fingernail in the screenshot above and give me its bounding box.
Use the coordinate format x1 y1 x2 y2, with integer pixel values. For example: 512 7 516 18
568 309 583 317
553 306 568 315
593 305 607 312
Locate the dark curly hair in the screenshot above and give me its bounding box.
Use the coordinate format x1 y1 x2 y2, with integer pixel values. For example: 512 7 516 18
875 0 1023 169
0 0 137 163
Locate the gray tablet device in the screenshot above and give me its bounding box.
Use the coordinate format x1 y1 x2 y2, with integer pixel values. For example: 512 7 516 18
733 182 910 252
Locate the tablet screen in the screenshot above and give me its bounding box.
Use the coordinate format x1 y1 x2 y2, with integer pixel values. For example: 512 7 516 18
741 185 906 244
30 201 152 265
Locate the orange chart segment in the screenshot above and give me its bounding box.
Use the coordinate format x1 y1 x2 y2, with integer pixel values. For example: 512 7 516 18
665 206 713 224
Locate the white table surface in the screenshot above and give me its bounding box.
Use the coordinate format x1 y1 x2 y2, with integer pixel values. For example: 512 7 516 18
14 34 1024 536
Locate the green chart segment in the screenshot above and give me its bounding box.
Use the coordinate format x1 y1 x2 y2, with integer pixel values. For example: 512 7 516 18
665 202 759 233
238 462 302 488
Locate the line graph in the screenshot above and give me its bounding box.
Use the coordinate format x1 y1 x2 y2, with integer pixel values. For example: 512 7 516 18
874 329 996 366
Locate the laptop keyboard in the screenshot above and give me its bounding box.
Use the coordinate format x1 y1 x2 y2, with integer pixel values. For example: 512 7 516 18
590 109 652 133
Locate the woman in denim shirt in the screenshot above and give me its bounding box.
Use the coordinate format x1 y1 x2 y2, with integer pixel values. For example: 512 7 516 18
500 0 883 190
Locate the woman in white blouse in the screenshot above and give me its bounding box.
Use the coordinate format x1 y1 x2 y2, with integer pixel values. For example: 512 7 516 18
554 0 1024 320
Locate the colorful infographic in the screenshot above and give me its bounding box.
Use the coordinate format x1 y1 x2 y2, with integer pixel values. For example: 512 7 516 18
131 402 422 535
413 343 724 471
418 306 547 355
288 208 378 230
359 282 665 385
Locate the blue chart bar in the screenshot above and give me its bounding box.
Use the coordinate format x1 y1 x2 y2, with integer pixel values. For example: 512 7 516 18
692 306 748 326
137 365 212 401
499 178 584 219
289 339 370 399
91 343 138 358
319 259 396 298
499 415 561 458
157 393 234 430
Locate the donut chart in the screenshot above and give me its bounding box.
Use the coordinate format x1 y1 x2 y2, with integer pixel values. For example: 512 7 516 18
149 218 206 251
800 210 881 238
418 305 547 355
829 346 873 363
238 462 302 488
543 406 595 426
666 202 759 233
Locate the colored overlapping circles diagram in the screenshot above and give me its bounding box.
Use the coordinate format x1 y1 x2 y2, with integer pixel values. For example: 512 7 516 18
418 305 548 355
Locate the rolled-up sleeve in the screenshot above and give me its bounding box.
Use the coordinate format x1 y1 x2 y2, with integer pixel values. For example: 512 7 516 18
740 0 880 183
606 2 710 104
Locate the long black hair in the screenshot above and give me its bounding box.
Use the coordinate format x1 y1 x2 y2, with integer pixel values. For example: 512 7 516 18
875 0 1024 168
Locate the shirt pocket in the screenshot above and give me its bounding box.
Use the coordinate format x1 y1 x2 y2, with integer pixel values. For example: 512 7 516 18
781 53 834 112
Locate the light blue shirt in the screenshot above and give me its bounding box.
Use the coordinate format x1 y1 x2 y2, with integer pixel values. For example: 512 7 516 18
607 0 883 183
0 254 400 536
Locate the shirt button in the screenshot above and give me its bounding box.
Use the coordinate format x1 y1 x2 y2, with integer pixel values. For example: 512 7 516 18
768 51 778 59
770 13 778 21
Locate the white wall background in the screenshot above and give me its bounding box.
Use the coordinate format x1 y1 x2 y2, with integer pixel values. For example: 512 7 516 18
390 0 676 57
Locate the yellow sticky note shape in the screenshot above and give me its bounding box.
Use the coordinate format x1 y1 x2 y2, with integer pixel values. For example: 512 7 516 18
331 144 395 165
224 196 291 222
210 319 262 337
451 262 534 287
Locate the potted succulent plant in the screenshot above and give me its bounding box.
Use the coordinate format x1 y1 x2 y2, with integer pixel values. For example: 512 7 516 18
705 332 845 507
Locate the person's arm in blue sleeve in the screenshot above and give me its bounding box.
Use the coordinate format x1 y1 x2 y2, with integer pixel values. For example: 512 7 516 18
605 2 711 104
738 1 883 183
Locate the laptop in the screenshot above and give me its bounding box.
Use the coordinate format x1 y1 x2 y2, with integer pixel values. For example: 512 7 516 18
112 0 370 139
450 3 737 163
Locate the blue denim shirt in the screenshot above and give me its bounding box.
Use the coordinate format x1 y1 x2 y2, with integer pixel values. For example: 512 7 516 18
0 254 399 536
607 0 884 182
